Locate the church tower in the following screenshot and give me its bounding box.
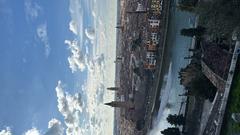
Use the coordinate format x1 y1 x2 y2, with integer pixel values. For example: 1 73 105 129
107 87 119 91
116 25 124 30
104 101 134 109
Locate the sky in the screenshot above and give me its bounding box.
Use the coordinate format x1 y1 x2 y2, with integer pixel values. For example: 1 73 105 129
0 0 117 135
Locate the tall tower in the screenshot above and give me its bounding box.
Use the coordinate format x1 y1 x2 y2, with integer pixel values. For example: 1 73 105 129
107 87 119 91
104 101 134 109
116 25 124 30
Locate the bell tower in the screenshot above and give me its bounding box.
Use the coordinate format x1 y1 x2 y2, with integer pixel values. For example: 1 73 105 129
107 87 119 91
104 101 134 109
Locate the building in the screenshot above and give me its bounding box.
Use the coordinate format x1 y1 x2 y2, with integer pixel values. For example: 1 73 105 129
105 101 135 110
136 3 146 12
146 40 157 51
148 19 160 28
143 0 163 70
150 32 159 45
144 51 157 70
150 0 164 15
126 2 147 14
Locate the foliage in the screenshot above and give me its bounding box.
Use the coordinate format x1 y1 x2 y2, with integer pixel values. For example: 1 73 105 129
196 0 240 39
167 114 185 126
133 67 141 76
161 127 181 135
179 62 216 101
221 71 240 135
178 0 198 12
178 0 240 39
180 26 205 37
131 37 142 51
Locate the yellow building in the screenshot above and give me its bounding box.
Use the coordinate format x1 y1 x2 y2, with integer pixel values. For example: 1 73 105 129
146 40 157 51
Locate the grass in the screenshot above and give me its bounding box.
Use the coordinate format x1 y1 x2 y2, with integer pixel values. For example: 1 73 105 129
221 65 240 135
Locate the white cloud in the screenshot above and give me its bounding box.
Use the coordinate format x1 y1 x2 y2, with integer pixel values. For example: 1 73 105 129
0 127 12 135
24 0 42 21
44 119 64 135
24 128 40 135
68 0 83 42
85 28 95 44
37 23 51 57
55 81 83 135
65 40 86 72
24 119 63 135
60 0 116 134
69 21 78 35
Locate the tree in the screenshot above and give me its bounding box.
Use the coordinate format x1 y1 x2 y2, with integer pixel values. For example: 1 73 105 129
180 26 205 37
178 62 217 101
177 4 195 12
161 127 181 135
131 36 142 51
133 67 141 76
133 67 144 80
167 114 185 126
178 0 198 12
195 0 240 39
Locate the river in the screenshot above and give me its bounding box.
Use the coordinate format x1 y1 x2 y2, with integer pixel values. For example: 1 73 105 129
149 0 196 134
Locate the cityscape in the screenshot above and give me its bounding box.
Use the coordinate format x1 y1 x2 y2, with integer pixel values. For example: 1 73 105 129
0 0 240 135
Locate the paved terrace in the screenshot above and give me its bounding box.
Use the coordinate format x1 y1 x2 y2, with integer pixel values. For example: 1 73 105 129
202 40 240 135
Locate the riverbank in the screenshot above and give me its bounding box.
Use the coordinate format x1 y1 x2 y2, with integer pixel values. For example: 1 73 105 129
149 0 198 134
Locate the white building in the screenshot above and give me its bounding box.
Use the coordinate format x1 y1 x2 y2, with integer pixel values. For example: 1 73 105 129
149 19 160 28
136 3 146 12
146 51 156 59
146 52 156 65
151 32 159 44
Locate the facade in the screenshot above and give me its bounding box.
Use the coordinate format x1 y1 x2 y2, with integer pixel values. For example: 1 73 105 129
148 19 160 28
151 32 159 44
144 0 162 70
136 3 146 12
144 51 157 69
126 2 147 14
150 0 164 14
146 40 157 51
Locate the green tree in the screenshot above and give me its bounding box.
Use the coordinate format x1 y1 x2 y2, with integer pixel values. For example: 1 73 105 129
195 0 240 39
161 127 181 135
133 67 141 76
131 35 142 51
180 26 205 37
179 62 216 101
178 0 198 12
167 114 185 126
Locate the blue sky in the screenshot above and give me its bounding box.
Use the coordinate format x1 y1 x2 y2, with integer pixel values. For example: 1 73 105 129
0 0 117 134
